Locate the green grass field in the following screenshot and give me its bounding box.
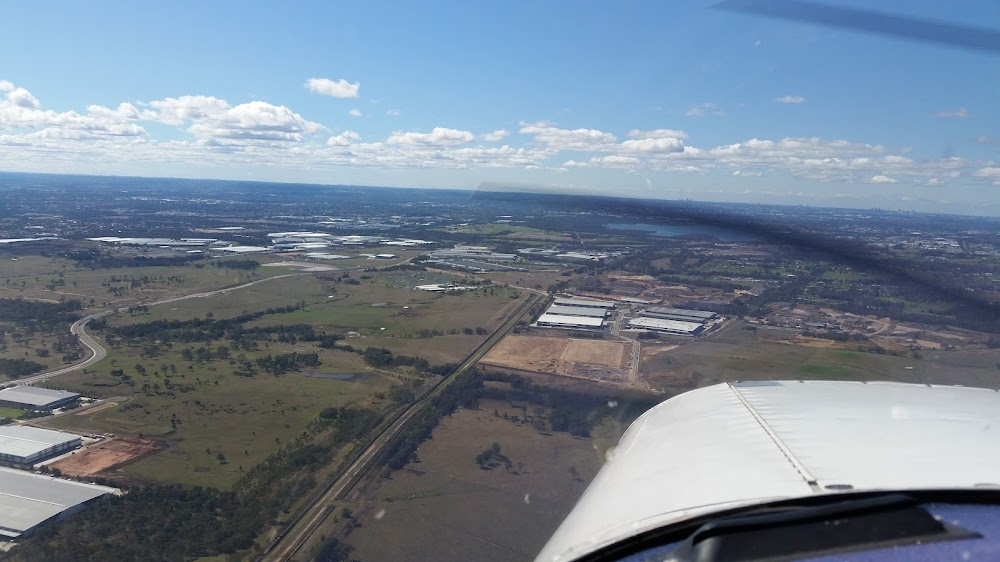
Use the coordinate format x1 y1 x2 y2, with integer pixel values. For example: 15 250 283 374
329 398 625 562
0 406 24 419
44 343 395 489
641 322 1000 393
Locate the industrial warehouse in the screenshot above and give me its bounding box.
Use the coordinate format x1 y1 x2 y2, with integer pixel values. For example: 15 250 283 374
627 316 706 336
0 425 83 465
0 467 116 538
0 386 80 412
534 297 616 330
626 306 721 336
553 297 616 309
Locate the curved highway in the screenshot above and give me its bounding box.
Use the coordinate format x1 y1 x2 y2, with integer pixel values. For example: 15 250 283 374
7 273 305 387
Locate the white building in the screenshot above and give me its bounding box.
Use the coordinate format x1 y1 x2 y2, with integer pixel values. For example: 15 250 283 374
628 317 704 336
0 425 82 465
0 467 116 538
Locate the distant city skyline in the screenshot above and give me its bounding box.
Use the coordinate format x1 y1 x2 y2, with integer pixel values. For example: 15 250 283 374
1 1 998 215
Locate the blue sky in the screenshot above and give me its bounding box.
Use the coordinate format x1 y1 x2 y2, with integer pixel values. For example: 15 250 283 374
1 0 998 214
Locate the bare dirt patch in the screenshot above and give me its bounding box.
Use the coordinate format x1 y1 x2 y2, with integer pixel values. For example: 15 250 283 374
49 437 160 477
482 335 629 381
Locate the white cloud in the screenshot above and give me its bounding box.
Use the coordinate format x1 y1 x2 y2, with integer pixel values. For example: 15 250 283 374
386 127 474 146
348 109 363 117
628 128 687 139
973 167 1000 178
620 137 685 153
869 175 898 184
933 107 969 118
6 87 40 109
0 82 147 139
148 96 230 125
732 170 762 177
305 78 360 99
385 109 400 117
685 102 725 117
519 122 616 150
147 96 324 144
480 129 509 142
927 178 943 185
774 95 806 104
326 130 360 146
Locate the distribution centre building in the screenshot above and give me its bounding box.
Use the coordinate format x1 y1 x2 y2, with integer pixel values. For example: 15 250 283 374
536 314 605 330
554 297 616 309
0 386 80 411
640 307 717 322
628 317 705 336
0 466 116 538
0 425 83 465
545 304 609 318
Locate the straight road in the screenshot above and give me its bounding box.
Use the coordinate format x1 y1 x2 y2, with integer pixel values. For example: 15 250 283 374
260 293 540 562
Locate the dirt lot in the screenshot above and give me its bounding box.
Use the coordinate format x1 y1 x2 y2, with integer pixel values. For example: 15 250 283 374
49 437 159 476
482 335 629 380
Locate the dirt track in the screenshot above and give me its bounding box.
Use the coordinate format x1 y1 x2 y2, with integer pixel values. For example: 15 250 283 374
49 437 159 476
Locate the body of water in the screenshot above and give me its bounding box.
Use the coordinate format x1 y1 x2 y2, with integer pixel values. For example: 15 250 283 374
605 223 758 241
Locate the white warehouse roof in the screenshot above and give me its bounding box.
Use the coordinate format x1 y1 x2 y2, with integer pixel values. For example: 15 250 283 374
628 317 703 333
545 304 608 318
644 307 716 319
0 386 79 407
554 298 615 309
536 314 604 328
0 466 116 538
0 426 80 461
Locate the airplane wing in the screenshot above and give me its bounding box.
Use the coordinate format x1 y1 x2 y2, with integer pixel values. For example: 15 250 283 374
536 380 1000 561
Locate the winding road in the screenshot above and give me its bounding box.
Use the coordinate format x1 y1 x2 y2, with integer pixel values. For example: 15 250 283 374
7 273 305 388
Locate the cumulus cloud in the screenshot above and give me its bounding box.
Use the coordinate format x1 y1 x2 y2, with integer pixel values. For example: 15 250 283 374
385 109 400 117
6 87 40 109
685 102 725 117
620 137 685 153
386 127 474 146
519 122 616 150
1 80 994 191
348 109 363 117
0 81 147 139
326 130 360 146
628 128 687 139
480 129 509 142
933 107 969 118
869 175 898 184
145 96 324 144
305 78 360 98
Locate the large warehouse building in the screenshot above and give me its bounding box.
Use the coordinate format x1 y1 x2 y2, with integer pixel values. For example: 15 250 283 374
0 467 116 538
0 425 83 465
0 386 80 412
545 304 609 318
628 317 705 336
640 307 717 323
536 313 605 330
554 297 616 310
